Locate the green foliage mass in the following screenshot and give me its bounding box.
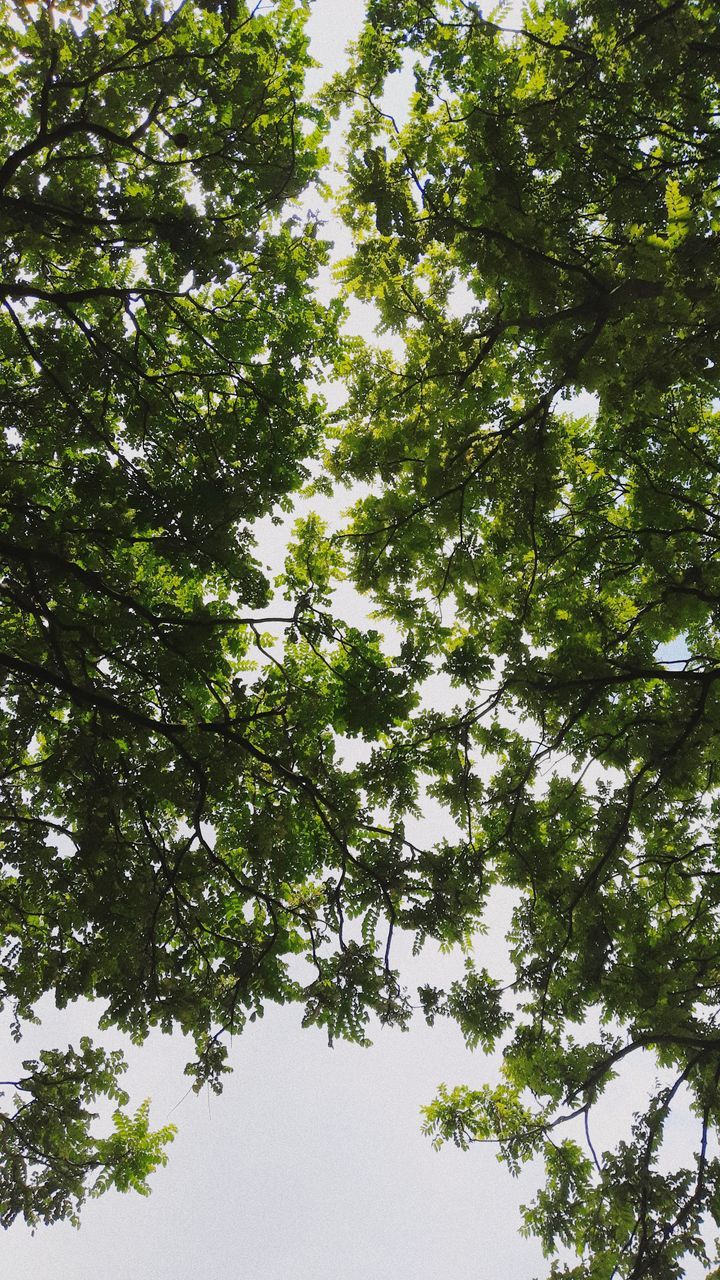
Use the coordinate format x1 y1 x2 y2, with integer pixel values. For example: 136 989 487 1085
3 0 720 1273
329 0 720 1274
0 0 479 1228
0 1038 175 1227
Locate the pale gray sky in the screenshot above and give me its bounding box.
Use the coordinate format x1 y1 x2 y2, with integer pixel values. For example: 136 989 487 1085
2 3 704 1278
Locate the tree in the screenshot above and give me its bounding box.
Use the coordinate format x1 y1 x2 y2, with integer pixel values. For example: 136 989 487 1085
4 0 720 1272
0 0 481 1227
328 0 720 1274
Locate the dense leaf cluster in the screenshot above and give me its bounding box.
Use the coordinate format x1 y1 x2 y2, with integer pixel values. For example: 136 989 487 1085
330 0 720 1274
0 0 478 1226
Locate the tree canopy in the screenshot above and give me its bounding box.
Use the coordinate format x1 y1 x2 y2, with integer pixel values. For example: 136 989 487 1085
0 0 446 1226
332 0 720 1274
2 0 720 1274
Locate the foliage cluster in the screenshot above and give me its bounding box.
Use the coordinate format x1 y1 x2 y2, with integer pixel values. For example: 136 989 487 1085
329 1 720 1273
0 0 454 1224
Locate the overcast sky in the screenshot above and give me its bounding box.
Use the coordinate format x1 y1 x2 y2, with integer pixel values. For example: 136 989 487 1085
3 3 703 1278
